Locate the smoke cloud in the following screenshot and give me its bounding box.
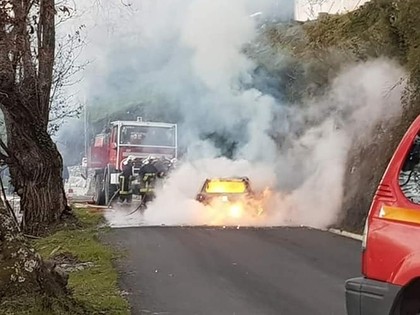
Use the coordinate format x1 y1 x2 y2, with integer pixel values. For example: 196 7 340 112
63 0 406 228
137 58 405 228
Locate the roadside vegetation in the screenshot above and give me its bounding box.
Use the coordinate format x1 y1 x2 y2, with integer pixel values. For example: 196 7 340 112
0 208 129 315
0 1 113 312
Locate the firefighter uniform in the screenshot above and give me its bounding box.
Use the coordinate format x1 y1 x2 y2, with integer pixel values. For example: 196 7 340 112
138 162 158 203
119 159 134 203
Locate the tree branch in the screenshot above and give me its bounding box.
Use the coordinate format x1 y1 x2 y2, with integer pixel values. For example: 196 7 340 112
38 0 56 126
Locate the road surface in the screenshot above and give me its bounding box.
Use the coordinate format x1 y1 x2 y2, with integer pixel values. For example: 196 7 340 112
105 227 360 315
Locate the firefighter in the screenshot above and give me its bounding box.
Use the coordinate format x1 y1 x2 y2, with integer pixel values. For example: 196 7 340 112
138 156 159 205
119 156 135 204
154 157 169 179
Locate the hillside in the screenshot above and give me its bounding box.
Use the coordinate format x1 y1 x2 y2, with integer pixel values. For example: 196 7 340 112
258 0 420 232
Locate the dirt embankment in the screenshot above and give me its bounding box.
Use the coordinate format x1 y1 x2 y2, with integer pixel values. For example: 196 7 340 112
261 0 420 232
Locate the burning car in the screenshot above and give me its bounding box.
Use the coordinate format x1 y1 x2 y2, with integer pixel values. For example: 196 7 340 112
195 177 264 219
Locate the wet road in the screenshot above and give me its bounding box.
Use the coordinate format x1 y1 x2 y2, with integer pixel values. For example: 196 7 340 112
105 227 360 315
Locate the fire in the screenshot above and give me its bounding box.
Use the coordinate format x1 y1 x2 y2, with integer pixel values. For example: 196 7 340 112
205 180 246 194
229 204 243 218
202 196 267 225
196 179 274 226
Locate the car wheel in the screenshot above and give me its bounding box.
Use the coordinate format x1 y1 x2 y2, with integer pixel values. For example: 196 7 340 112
95 173 105 206
392 282 420 315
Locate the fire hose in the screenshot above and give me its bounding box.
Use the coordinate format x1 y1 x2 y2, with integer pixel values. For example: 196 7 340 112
107 188 120 208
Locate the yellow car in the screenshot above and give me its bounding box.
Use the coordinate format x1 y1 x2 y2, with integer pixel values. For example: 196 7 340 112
195 177 264 218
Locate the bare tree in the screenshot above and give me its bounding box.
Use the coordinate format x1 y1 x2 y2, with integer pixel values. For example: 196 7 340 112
0 0 71 235
301 0 333 20
49 22 87 134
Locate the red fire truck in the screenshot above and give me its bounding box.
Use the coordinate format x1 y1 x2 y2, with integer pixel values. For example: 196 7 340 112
87 117 177 205
346 116 420 315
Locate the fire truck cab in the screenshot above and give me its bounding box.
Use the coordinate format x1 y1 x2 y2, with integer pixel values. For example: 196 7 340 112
345 115 420 315
87 117 177 205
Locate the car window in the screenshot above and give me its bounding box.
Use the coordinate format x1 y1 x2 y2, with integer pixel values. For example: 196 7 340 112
399 135 420 204
205 180 247 194
120 125 175 146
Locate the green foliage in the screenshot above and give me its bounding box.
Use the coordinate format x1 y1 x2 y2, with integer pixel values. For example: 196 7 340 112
0 208 129 315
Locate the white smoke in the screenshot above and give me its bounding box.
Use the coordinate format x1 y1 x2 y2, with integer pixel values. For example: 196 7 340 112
64 0 406 228
142 59 405 228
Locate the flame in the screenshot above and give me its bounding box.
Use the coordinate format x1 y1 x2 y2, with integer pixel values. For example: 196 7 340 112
202 197 267 225
205 180 246 194
197 184 274 226
229 204 243 218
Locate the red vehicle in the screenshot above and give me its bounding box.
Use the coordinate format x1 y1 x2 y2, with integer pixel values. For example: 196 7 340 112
346 116 420 315
87 117 177 205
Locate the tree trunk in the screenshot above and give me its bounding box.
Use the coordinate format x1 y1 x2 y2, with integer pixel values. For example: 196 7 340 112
0 198 68 300
3 108 69 236
0 0 71 236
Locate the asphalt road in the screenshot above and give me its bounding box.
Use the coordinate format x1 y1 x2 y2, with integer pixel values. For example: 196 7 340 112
105 227 361 315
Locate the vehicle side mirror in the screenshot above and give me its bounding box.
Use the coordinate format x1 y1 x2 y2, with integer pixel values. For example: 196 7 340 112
111 142 117 150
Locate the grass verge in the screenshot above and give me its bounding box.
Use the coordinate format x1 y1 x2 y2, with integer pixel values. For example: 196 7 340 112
1 208 130 315
35 208 129 315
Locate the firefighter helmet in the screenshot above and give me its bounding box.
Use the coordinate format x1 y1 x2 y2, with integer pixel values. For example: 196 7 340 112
123 155 135 166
